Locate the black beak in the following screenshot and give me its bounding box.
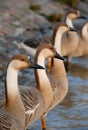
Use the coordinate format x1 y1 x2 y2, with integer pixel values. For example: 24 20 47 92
54 52 64 61
28 57 45 69
69 27 77 32
30 62 45 69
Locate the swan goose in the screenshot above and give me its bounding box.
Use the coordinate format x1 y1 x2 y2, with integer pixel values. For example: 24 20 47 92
0 54 44 130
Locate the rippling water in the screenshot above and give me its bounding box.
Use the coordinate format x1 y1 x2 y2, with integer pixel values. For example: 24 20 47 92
0 57 88 130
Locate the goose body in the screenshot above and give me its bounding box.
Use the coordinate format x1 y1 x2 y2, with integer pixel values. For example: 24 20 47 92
71 22 88 57
0 54 43 130
20 86 46 128
61 28 79 57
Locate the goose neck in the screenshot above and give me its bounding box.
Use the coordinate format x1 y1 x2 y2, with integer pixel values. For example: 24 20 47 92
35 55 49 89
5 62 25 126
35 55 53 109
6 64 19 104
66 18 73 28
54 32 62 54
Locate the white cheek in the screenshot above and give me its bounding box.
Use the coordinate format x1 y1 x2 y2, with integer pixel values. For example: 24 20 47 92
38 54 45 67
66 18 73 28
6 66 19 93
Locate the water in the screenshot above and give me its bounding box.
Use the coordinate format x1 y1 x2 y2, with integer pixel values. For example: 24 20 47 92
0 57 88 130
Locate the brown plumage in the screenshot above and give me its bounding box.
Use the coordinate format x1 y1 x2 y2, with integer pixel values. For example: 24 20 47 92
0 54 44 130
20 86 46 128
61 29 79 57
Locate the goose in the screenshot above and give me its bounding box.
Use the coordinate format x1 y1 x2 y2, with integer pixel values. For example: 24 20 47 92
70 21 88 57
60 10 88 64
0 54 44 130
41 23 70 129
19 44 64 129
65 10 88 30
61 10 87 64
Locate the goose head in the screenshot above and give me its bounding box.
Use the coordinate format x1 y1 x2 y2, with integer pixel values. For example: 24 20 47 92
66 10 80 28
10 54 44 70
35 44 64 65
80 22 88 40
66 10 80 20
66 10 87 29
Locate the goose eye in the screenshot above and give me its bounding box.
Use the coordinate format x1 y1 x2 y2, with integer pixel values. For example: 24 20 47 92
21 59 25 61
28 56 30 60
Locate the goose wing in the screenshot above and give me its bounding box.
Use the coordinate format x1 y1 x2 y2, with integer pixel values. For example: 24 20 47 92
0 86 46 128
0 111 23 130
24 34 52 48
19 86 46 128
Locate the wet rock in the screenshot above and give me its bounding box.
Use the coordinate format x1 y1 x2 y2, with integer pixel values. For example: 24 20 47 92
13 27 24 37
2 12 11 19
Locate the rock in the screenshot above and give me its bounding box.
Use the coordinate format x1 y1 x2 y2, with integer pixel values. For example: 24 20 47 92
77 2 88 14
13 27 24 37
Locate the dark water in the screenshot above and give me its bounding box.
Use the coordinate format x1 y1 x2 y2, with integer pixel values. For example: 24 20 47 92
0 57 88 130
